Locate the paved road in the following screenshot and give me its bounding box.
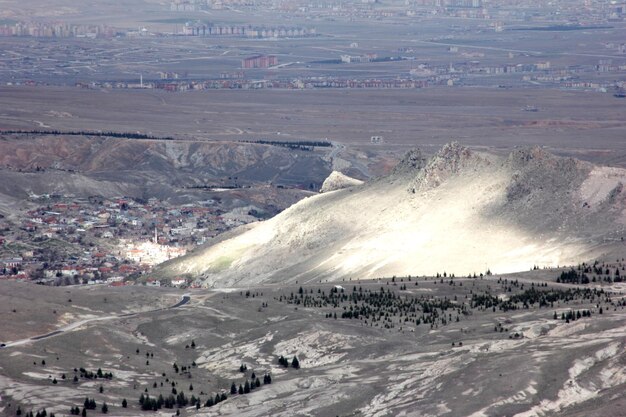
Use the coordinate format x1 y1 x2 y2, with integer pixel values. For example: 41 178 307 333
169 295 191 309
1 295 190 348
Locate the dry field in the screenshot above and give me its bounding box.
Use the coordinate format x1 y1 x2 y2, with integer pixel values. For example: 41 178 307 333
1 86 625 168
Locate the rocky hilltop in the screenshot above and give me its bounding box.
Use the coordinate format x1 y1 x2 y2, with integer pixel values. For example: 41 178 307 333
319 171 364 193
157 143 626 286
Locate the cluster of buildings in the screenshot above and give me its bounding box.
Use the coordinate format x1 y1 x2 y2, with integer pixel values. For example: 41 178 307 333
170 0 250 12
0 21 117 38
179 23 316 38
396 51 625 92
0 194 258 286
0 19 315 41
76 76 430 92
123 239 187 266
264 0 626 22
166 0 626 28
340 53 378 64
170 0 202 12
408 0 482 6
67 49 624 93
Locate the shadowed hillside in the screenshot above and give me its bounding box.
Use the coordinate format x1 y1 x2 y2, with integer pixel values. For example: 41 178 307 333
0 134 332 205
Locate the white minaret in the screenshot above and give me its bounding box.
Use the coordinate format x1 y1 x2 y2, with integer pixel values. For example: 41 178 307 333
154 226 158 244
140 73 143 88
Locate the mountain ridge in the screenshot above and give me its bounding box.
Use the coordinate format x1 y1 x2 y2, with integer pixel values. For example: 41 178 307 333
156 143 626 286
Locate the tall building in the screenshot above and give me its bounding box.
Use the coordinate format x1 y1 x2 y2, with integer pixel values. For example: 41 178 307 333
241 55 278 69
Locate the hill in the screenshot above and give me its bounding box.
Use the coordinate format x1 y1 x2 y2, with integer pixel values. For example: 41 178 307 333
0 134 332 206
319 171 364 193
157 143 626 286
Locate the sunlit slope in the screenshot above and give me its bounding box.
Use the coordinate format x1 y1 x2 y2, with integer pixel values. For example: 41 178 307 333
158 143 626 286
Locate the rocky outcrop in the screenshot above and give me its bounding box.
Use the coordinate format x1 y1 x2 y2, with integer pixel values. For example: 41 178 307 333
320 171 364 193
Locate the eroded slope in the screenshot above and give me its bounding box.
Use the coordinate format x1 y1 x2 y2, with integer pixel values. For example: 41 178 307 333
158 144 626 286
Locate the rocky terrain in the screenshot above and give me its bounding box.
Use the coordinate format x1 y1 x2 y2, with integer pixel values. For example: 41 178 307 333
0 134 334 202
158 143 626 287
0 271 624 417
319 171 364 193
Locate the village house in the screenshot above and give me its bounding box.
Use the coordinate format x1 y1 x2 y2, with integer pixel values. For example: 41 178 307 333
171 278 187 287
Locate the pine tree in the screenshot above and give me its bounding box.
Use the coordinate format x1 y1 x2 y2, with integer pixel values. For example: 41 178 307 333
121 399 127 408
101 403 108 414
231 382 237 394
291 356 300 369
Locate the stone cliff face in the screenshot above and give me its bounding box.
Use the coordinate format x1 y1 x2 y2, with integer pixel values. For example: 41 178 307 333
157 143 626 287
408 142 493 192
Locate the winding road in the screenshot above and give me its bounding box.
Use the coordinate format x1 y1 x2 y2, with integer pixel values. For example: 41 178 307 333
1 295 190 348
